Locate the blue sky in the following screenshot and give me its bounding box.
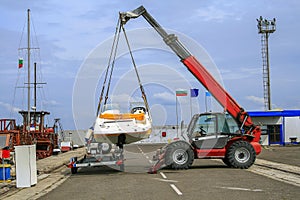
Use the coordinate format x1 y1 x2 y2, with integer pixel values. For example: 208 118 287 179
1 1 300 130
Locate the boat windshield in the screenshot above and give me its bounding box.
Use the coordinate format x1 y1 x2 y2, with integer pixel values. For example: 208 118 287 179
102 104 120 112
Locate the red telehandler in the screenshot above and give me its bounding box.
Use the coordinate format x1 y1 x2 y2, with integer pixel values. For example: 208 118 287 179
120 6 262 172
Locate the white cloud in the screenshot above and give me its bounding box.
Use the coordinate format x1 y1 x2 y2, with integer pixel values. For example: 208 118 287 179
42 100 60 106
153 92 175 104
220 67 261 80
246 96 264 105
195 6 235 22
0 101 21 113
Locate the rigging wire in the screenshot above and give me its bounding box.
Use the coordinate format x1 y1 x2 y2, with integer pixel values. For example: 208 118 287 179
18 20 26 50
96 17 122 116
10 68 23 117
103 20 122 107
11 18 27 117
120 23 151 116
31 12 47 111
96 16 151 120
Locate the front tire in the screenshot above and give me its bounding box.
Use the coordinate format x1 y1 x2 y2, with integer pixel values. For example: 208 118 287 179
226 140 256 169
165 141 194 170
222 157 231 167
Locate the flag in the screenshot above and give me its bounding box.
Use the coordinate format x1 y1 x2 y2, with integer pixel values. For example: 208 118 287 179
190 88 199 97
18 58 23 68
176 89 188 96
205 91 211 97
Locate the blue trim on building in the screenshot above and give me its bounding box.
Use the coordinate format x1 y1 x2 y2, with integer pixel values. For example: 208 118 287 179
248 110 300 117
281 120 284 145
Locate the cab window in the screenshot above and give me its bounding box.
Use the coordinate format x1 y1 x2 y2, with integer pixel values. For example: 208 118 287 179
225 114 239 133
192 115 216 137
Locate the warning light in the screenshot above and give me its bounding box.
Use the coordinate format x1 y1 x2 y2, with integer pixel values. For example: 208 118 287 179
162 132 166 137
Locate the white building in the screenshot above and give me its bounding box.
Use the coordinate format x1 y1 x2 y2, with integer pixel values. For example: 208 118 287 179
248 110 300 145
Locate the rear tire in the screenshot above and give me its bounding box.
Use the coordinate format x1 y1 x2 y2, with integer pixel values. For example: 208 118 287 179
226 140 256 169
165 141 194 170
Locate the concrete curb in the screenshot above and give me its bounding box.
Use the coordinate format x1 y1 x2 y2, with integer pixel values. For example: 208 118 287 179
37 147 86 174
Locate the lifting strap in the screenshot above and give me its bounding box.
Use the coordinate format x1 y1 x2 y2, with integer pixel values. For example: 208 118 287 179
96 18 122 116
120 23 151 115
96 17 151 119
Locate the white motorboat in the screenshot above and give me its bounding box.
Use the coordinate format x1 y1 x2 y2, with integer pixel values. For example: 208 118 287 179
90 104 152 145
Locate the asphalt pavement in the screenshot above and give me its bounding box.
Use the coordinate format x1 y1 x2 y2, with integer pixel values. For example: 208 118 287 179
258 145 300 167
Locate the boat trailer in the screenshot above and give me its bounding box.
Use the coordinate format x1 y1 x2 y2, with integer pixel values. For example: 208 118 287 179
67 142 125 174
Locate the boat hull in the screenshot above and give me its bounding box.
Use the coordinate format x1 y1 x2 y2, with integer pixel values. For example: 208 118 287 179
92 110 152 144
93 129 152 144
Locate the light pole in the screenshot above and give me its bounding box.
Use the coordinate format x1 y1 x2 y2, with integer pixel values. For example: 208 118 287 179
257 16 276 110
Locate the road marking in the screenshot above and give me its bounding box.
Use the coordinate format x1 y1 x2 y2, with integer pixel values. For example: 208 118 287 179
170 184 183 195
153 178 178 183
137 145 143 152
160 172 167 179
157 172 182 195
217 186 263 192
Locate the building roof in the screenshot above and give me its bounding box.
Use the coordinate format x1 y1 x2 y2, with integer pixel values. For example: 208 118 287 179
248 110 300 117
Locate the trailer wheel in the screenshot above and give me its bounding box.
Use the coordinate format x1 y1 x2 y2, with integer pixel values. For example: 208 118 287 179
165 141 194 170
71 167 78 174
226 140 256 169
101 143 112 154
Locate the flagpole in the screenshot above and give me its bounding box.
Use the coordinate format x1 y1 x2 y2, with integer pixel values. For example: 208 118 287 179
176 95 178 138
27 9 31 131
205 92 208 112
190 89 192 119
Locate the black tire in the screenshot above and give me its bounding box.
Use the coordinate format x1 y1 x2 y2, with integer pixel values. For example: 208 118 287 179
222 157 231 167
165 141 194 170
225 140 256 169
71 167 78 174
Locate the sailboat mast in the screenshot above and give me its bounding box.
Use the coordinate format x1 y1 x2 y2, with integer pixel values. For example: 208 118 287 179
27 8 31 129
34 62 37 109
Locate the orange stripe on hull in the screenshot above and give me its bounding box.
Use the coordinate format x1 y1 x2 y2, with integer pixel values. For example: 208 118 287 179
99 113 145 121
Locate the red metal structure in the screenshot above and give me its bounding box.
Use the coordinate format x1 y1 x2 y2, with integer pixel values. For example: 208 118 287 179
19 111 58 159
120 6 262 172
0 111 59 159
0 119 20 148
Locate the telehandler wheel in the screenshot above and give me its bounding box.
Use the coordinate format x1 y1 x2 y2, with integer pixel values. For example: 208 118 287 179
222 157 231 167
165 141 194 170
226 140 256 169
